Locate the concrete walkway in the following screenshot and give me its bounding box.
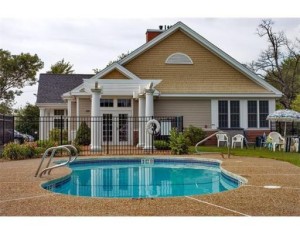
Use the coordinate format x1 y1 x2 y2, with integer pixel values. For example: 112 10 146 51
0 154 300 216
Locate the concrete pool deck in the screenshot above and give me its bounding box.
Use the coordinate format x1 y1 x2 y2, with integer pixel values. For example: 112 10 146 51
0 154 300 216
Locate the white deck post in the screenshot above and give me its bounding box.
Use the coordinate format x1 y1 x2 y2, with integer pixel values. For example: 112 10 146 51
143 87 155 150
39 108 45 140
90 83 102 152
137 94 145 147
67 99 72 141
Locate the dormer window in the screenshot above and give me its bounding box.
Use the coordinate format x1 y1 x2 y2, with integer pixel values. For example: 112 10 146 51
165 52 193 64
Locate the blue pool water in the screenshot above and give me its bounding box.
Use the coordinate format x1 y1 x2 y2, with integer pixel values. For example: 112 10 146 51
42 158 244 198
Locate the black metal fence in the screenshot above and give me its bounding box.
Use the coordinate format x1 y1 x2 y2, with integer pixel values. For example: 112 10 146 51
4 115 183 155
0 115 14 153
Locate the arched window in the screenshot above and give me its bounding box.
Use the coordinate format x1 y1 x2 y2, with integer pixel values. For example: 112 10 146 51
165 52 193 64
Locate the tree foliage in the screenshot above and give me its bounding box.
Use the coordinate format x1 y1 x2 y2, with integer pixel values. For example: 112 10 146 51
92 51 131 73
291 95 300 112
0 49 44 104
47 59 74 74
15 103 40 137
250 19 300 109
0 100 14 115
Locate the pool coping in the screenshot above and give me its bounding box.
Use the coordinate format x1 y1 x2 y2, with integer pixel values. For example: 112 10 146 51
1 154 300 216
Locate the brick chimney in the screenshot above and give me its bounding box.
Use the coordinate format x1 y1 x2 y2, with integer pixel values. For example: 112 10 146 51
146 25 167 42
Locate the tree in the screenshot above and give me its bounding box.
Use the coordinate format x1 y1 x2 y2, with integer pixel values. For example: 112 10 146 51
291 95 300 112
15 103 40 138
92 68 101 74
106 51 131 67
250 19 300 109
47 59 74 74
0 49 44 105
92 51 131 73
0 100 14 115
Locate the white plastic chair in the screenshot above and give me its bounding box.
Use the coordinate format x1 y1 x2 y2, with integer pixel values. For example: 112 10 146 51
290 138 299 152
216 133 229 147
268 132 285 151
232 134 245 149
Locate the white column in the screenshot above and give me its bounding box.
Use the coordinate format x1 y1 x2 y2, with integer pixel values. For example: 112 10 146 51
76 97 80 130
144 88 155 150
39 108 45 140
67 99 72 142
211 99 218 129
137 95 145 147
90 86 102 152
240 100 248 129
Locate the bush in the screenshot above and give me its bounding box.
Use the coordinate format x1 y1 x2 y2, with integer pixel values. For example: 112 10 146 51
169 128 189 155
183 125 206 146
75 122 91 146
36 140 57 149
49 128 68 142
154 140 170 150
1 142 39 160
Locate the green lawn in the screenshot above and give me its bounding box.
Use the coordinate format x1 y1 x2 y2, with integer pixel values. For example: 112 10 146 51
191 146 300 167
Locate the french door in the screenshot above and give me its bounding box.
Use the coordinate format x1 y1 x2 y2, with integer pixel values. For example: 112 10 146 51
102 112 132 145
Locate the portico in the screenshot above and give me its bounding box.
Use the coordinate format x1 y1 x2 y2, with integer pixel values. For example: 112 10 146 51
61 64 161 151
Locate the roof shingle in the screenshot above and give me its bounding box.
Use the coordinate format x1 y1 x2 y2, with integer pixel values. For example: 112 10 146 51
36 74 93 103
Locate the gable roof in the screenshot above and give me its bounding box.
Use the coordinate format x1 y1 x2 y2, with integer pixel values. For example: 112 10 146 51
36 74 93 103
119 21 282 97
90 63 141 81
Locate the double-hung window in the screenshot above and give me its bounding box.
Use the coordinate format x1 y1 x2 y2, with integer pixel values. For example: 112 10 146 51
218 100 240 128
248 100 269 128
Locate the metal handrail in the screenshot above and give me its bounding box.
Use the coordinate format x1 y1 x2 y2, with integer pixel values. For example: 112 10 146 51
195 131 230 158
35 145 78 177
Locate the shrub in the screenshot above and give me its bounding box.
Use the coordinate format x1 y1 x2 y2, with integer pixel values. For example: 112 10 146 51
1 142 39 160
169 128 189 155
49 128 68 142
36 140 57 149
154 140 170 150
183 125 206 146
75 122 91 146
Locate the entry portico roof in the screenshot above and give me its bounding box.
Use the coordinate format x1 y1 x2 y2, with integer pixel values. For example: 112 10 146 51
62 63 162 98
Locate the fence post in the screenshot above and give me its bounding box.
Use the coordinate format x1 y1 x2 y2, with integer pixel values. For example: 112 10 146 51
60 115 63 146
2 115 4 145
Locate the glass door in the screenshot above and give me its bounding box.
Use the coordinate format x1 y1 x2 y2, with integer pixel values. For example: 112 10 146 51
118 114 129 143
102 114 113 144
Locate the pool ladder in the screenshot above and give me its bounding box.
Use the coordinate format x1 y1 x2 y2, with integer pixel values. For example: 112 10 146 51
35 145 78 177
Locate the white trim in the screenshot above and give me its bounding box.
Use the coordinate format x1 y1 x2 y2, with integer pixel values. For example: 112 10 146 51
165 52 193 64
159 93 281 98
211 100 218 130
119 21 282 97
88 63 141 81
240 100 247 129
36 103 67 108
82 79 162 96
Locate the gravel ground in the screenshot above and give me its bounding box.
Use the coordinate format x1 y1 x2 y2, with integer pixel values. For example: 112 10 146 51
0 154 300 216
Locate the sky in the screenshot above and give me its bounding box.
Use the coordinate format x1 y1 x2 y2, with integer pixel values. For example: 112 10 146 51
1 17 299 109
0 0 300 112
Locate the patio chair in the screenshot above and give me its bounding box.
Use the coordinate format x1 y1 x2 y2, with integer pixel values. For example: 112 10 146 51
268 132 285 152
216 133 229 147
231 134 244 149
290 138 299 152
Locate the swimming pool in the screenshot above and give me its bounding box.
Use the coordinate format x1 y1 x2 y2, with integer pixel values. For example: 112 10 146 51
42 157 246 198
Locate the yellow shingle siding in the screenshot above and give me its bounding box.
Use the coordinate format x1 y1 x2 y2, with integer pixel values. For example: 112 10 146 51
124 29 270 94
101 69 129 79
154 99 211 128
